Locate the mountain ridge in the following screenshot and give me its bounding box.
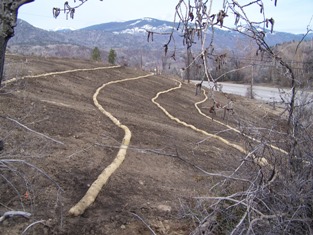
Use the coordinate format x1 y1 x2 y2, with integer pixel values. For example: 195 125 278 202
11 17 313 47
79 17 175 32
7 18 313 71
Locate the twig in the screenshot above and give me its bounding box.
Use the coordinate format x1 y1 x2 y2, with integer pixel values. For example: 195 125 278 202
0 211 31 223
194 195 263 216
295 15 313 53
195 128 234 145
1 159 64 192
95 142 169 155
97 143 250 182
230 210 248 235
0 202 13 211
130 211 157 235
67 145 93 159
21 219 45 235
147 147 252 183
0 173 26 210
0 116 65 146
215 65 252 82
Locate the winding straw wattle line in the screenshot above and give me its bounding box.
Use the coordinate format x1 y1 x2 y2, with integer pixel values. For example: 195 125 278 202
195 89 288 155
151 80 247 154
3 65 121 85
68 73 154 216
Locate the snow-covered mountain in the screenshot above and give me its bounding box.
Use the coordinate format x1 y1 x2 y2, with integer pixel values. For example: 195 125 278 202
80 17 175 34
8 18 313 65
10 17 312 47
78 17 313 47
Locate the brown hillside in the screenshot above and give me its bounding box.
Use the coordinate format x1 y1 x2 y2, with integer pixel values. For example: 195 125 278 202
0 54 284 234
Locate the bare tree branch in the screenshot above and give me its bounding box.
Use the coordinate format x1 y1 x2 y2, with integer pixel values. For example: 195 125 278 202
130 212 157 235
0 115 65 146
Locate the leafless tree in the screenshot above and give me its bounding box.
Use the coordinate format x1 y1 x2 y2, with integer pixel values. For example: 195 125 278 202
156 0 305 126
162 1 313 233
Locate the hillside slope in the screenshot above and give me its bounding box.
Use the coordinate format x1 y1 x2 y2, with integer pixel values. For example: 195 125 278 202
0 55 284 234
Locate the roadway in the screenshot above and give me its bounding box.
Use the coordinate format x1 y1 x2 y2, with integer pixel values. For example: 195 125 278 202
197 81 313 104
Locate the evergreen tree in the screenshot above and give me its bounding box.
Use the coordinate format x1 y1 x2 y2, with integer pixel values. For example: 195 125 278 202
108 49 117 65
91 47 102 62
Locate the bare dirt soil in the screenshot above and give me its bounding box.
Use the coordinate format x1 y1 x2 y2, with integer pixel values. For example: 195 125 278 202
0 55 284 234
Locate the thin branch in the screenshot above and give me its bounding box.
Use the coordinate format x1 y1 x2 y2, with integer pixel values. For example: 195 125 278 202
295 15 313 53
0 116 65 146
129 211 157 235
67 145 93 159
215 65 252 82
194 195 264 216
21 219 45 235
0 173 26 210
1 159 64 192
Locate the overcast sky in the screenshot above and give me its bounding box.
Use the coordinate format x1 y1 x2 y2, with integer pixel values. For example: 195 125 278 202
18 0 313 34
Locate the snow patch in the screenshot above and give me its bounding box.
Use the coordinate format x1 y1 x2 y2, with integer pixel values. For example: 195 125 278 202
142 17 154 22
129 20 142 26
114 23 172 35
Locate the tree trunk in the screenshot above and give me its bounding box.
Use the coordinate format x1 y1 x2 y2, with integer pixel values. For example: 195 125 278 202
0 0 36 86
276 59 296 127
282 62 296 127
250 64 254 99
0 36 9 86
186 47 192 83
288 73 296 126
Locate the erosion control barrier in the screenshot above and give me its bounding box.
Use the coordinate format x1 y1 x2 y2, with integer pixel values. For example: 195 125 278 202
68 73 153 216
3 65 121 85
152 80 246 153
151 79 271 167
195 89 288 155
